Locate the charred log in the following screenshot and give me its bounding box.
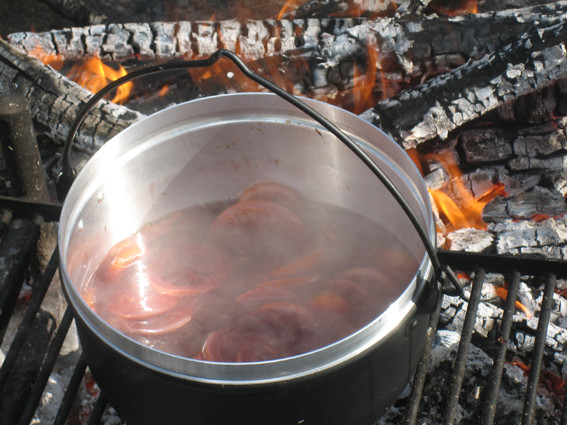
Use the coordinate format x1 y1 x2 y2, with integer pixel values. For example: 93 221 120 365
7 2 567 92
282 0 397 19
370 19 567 147
6 18 364 61
38 0 105 26
0 39 144 152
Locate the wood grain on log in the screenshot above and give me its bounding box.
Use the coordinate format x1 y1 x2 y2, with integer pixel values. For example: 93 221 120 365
0 38 144 151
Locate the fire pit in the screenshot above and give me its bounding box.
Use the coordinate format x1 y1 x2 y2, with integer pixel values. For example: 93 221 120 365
0 1 566 424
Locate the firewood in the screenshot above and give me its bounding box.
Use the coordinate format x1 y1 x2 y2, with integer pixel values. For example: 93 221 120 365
445 228 494 253
0 38 145 151
370 18 567 147
484 187 567 223
38 0 105 26
6 18 365 61
491 218 567 258
281 0 397 19
7 2 567 102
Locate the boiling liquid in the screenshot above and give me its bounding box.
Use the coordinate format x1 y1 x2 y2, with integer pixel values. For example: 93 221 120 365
83 184 418 362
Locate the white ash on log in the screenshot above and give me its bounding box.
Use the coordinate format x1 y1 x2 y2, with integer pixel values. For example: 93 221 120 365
7 2 567 109
6 18 365 61
445 228 494 253
370 20 567 147
0 38 145 151
491 218 567 259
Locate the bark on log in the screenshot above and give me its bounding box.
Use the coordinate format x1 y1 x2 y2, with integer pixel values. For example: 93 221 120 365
370 18 567 147
0 38 144 151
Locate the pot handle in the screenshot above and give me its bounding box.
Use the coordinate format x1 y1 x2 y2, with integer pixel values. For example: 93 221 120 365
57 49 464 298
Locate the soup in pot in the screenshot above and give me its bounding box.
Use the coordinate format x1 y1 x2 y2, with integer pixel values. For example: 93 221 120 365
82 182 418 362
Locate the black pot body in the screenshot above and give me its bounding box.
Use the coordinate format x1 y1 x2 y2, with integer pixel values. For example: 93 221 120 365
73 289 433 425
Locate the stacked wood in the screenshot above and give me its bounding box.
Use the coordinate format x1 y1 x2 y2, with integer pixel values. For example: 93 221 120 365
0 38 144 152
6 18 365 61
370 19 567 147
4 2 567 149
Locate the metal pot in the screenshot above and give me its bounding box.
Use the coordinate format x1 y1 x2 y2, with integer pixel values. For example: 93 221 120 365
58 92 437 425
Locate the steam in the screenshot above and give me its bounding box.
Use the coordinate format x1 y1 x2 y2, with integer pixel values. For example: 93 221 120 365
83 183 419 362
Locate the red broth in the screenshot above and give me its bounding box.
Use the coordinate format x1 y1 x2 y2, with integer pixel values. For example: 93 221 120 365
82 182 418 362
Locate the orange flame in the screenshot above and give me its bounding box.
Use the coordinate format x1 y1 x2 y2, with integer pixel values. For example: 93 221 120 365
277 0 303 19
428 0 478 16
67 57 133 104
494 286 533 318
31 45 133 104
158 84 170 97
423 150 507 231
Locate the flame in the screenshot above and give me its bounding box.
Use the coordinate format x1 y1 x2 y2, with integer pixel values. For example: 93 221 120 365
277 0 302 19
493 286 533 318
428 0 478 16
29 46 65 71
30 44 133 104
67 57 133 104
423 150 507 231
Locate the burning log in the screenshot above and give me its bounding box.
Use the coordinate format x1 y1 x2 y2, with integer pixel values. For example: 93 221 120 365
281 0 398 18
6 18 364 61
6 2 567 114
369 19 567 147
0 38 144 150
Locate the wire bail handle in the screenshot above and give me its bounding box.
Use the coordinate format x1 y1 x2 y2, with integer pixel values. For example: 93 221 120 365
58 49 464 298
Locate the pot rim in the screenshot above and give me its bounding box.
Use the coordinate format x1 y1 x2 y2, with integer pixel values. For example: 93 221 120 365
58 92 436 384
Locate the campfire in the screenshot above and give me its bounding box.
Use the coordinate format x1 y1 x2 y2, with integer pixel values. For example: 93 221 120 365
0 0 566 424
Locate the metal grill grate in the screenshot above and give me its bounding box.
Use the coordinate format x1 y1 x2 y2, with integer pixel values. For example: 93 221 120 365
402 251 565 425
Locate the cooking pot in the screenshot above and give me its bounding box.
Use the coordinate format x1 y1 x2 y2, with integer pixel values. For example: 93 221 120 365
58 54 438 425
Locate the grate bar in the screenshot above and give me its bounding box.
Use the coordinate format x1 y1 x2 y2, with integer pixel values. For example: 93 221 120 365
86 395 109 425
437 250 567 278
0 249 59 390
0 217 41 345
53 353 88 425
442 268 485 425
480 270 521 425
401 293 443 425
521 274 558 425
17 307 74 425
562 388 567 425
